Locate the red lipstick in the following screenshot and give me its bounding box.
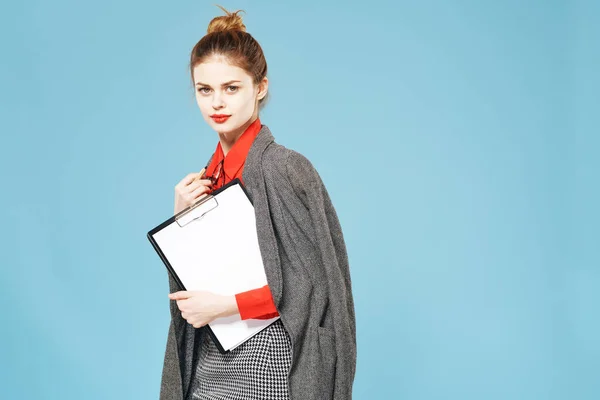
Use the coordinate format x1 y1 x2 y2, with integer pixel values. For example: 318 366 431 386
211 114 231 124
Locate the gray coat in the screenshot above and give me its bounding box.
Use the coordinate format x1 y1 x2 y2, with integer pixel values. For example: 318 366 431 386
159 124 357 399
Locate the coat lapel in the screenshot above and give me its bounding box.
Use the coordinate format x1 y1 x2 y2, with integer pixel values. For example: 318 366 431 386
241 124 284 307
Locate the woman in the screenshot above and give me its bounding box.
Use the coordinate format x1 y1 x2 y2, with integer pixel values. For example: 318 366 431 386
160 6 356 400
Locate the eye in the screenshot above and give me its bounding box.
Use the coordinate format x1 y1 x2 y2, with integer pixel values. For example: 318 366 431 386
197 87 211 94
226 85 239 93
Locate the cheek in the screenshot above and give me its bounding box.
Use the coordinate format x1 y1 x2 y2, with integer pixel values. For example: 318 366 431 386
195 96 212 115
231 93 255 114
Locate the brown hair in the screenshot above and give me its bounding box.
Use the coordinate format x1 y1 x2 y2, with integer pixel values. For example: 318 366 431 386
189 5 269 110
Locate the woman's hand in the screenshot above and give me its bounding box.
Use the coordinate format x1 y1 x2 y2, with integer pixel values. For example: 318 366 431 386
174 173 213 215
168 290 239 328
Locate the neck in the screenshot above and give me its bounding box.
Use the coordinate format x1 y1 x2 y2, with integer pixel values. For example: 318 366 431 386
219 115 258 156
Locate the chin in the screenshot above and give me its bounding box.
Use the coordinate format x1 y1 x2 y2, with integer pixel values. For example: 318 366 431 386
211 124 226 133
214 121 244 135
212 123 234 135
206 118 226 132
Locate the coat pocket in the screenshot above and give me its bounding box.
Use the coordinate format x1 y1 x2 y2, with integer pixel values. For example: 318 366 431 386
315 326 337 399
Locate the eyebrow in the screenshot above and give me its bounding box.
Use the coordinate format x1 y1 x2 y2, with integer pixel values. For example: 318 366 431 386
195 80 242 86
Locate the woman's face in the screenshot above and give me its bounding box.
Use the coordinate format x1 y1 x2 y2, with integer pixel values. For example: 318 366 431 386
193 56 267 136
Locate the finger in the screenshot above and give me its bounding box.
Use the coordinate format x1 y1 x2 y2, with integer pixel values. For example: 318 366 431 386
184 180 210 194
187 179 213 190
180 173 202 187
189 185 211 200
193 320 207 328
168 291 190 300
184 189 210 206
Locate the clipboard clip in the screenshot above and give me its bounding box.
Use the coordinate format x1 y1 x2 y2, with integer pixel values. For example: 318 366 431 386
175 193 219 227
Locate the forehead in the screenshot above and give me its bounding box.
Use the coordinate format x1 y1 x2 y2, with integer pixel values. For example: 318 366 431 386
193 56 253 84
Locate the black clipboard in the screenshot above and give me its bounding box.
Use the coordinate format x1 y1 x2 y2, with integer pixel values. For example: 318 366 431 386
147 178 276 354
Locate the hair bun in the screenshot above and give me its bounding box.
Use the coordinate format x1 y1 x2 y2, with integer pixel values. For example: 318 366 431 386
207 5 246 34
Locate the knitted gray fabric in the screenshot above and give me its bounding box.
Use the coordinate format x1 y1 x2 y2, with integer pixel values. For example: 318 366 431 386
159 125 357 400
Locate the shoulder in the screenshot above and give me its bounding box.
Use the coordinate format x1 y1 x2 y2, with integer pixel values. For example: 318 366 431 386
262 142 321 187
262 140 336 214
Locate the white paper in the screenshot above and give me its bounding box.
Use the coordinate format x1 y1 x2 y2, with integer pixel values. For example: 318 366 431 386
152 183 279 351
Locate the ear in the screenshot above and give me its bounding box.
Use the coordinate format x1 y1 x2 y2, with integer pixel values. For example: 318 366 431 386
257 77 269 101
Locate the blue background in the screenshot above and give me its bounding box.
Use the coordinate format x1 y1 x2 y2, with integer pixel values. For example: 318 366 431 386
1 0 597 399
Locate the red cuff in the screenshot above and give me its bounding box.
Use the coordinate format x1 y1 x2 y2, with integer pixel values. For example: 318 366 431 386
235 284 280 320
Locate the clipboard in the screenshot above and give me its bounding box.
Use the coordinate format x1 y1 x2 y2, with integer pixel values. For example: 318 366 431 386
147 178 280 354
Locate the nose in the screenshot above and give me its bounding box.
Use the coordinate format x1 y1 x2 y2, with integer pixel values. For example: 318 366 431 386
211 91 225 110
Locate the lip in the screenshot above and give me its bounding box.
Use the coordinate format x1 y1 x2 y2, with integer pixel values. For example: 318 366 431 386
210 114 231 124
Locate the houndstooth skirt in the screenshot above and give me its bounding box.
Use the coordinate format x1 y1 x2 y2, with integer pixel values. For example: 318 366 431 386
188 318 292 400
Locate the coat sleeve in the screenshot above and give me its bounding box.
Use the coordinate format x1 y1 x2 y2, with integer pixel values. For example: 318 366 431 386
285 150 357 399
